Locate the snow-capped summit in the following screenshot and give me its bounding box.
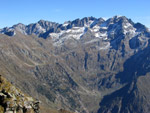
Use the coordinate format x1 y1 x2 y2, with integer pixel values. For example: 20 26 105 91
0 16 150 50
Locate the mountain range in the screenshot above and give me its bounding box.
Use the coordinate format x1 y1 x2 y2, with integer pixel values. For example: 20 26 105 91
0 15 150 113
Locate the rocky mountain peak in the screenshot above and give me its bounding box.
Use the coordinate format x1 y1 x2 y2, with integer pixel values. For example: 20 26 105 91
13 23 26 28
13 23 27 35
37 19 46 24
1 15 150 113
103 16 132 28
0 15 150 44
37 20 59 30
0 27 16 36
134 22 149 32
81 16 97 23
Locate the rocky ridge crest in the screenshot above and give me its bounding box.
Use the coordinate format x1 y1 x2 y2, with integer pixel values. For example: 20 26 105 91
0 75 40 113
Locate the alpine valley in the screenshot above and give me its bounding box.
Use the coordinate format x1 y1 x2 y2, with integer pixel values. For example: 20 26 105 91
0 15 150 113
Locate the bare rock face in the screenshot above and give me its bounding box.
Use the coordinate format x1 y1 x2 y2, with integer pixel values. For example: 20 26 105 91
0 75 40 113
0 16 150 113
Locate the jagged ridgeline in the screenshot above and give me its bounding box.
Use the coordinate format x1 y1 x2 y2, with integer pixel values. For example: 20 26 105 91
0 16 150 113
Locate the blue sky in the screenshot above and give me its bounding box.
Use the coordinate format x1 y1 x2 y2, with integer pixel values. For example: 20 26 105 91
0 0 150 28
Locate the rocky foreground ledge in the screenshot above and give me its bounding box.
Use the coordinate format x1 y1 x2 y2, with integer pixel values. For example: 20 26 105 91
0 75 40 113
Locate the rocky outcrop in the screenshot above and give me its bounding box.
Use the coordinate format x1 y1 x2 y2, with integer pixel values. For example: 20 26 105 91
0 16 150 113
0 75 40 113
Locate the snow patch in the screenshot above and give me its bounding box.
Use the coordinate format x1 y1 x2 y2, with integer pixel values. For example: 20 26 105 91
90 24 108 40
50 27 86 46
123 23 136 34
97 42 110 50
94 33 100 38
36 24 46 33
123 23 132 29
84 20 94 27
84 39 100 44
94 31 107 39
92 25 100 32
94 32 107 38
63 22 69 27
115 15 122 18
